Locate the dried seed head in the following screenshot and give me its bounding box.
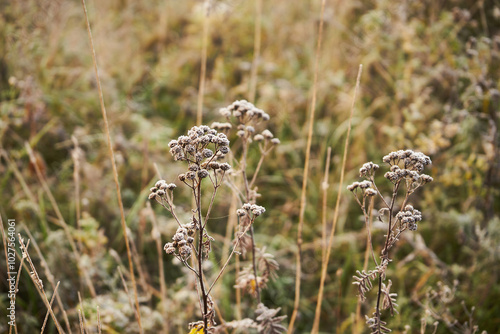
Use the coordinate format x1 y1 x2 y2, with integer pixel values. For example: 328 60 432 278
364 188 377 196
271 138 280 145
262 129 273 139
198 169 209 178
178 173 186 182
220 163 231 171
254 134 264 142
236 209 247 217
202 148 213 158
155 180 166 188
250 204 266 216
208 162 220 170
188 164 199 172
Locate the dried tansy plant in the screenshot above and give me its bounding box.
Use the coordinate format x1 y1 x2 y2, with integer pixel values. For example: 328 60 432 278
216 100 280 300
214 100 285 331
348 150 433 333
149 125 266 332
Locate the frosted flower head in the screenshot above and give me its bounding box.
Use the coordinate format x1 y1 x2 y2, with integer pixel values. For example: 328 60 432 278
222 100 271 122
359 162 379 177
250 204 266 217
220 163 231 171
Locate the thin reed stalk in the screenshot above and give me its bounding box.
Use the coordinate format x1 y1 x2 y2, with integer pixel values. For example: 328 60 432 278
80 0 142 331
118 266 140 324
22 226 72 334
288 0 327 331
321 147 332 263
78 310 84 334
72 135 83 252
78 291 90 334
18 234 64 334
1 216 17 334
196 0 211 125
97 306 102 334
249 0 262 103
41 281 60 334
311 64 363 334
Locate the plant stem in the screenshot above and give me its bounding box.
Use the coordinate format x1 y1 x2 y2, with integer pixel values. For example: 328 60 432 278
196 182 209 330
240 137 261 303
290 0 327 330
249 226 261 303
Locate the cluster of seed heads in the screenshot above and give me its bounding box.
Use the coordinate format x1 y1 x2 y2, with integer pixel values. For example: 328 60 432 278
382 149 432 172
384 164 433 186
164 226 195 259
168 125 230 163
237 203 266 217
219 100 270 121
148 179 176 200
359 161 380 177
347 180 377 197
396 205 422 231
211 122 232 131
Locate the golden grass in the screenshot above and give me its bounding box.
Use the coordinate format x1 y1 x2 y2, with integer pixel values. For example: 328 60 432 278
80 0 142 331
311 64 363 334
288 0 327 331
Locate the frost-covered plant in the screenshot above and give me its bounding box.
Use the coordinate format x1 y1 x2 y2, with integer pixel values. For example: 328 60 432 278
149 125 266 332
348 150 433 333
216 100 280 302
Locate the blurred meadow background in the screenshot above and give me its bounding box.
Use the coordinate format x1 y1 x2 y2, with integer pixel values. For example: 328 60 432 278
1 0 499 333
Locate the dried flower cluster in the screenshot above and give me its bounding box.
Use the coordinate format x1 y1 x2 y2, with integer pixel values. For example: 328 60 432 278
168 125 230 163
149 125 239 332
348 150 433 334
216 100 285 331
149 123 277 332
219 99 270 121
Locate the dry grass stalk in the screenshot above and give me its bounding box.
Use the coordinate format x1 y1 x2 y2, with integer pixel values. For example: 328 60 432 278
197 0 211 125
249 0 262 103
118 265 141 327
1 216 18 334
71 135 83 252
22 226 73 334
25 142 96 298
41 281 60 334
78 310 84 334
18 234 64 334
146 201 169 334
288 0 327 331
78 291 90 334
97 306 102 334
311 64 363 334
79 0 142 331
321 147 332 263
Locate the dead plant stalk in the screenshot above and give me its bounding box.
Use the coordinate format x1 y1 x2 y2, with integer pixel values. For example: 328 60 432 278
80 0 142 331
288 0 327 331
311 64 363 334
